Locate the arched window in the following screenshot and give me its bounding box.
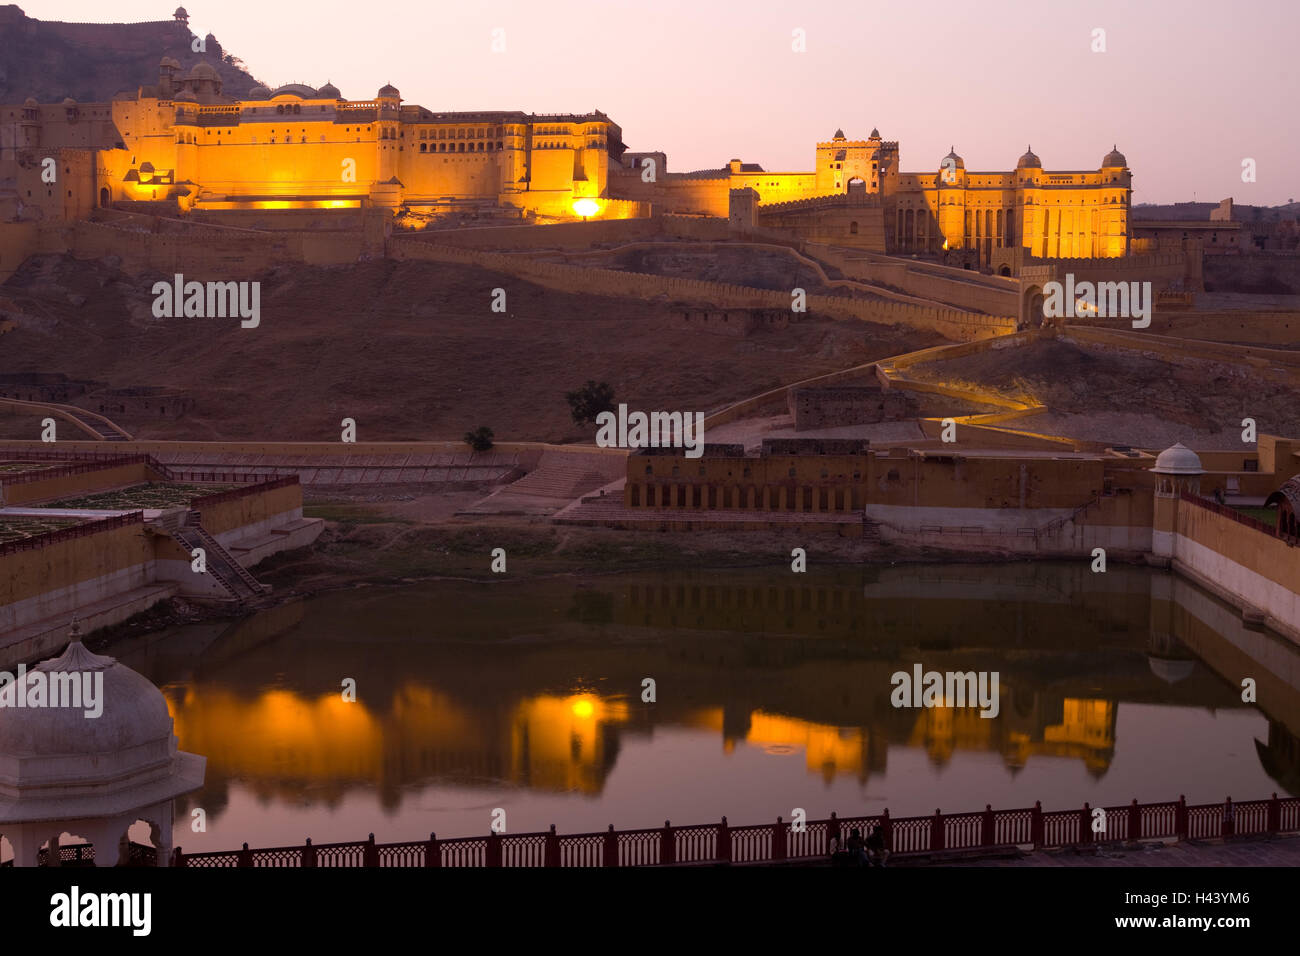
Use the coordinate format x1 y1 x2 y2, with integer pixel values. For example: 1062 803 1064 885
420 143 426 152
849 221 858 235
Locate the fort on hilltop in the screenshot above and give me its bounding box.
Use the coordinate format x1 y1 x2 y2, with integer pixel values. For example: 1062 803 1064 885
1 43 1132 265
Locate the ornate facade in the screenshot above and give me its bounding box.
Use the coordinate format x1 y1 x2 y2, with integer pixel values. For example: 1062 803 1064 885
0 60 1132 257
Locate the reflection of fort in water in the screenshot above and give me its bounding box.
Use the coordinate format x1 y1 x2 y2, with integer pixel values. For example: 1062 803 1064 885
112 563 1300 823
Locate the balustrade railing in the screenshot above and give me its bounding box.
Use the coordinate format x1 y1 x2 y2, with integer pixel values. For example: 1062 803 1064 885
153 793 1296 869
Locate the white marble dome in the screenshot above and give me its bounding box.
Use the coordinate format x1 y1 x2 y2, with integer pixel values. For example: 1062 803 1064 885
0 639 204 823
1152 442 1204 475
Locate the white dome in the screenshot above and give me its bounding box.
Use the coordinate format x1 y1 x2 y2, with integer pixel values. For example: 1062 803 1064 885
1152 442 1204 475
0 640 204 823
1148 656 1195 684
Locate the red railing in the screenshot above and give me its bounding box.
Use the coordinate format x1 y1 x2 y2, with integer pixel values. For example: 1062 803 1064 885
188 474 299 508
0 447 297 497
0 511 143 557
167 793 1298 868
0 454 153 486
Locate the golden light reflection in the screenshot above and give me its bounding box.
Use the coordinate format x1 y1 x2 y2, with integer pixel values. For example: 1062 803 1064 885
572 198 600 218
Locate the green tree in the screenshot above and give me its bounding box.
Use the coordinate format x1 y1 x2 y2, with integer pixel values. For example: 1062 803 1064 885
565 380 616 426
464 426 494 452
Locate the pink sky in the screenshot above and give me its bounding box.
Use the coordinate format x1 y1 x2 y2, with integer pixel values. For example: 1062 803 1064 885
22 0 1300 205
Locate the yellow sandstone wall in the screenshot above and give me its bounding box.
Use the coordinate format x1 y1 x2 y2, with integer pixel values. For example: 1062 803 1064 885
192 481 303 536
0 459 156 506
0 519 150 610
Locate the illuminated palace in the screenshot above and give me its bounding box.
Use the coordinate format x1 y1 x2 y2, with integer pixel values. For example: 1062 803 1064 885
0 58 1132 260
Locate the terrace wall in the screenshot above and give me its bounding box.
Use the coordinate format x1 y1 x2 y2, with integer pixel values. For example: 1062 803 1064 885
0 458 158 506
0 516 152 633
34 221 366 277
191 477 303 539
1167 496 1300 640
813 246 1021 316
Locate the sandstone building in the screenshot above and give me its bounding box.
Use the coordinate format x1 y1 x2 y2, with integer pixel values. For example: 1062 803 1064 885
1 63 1133 263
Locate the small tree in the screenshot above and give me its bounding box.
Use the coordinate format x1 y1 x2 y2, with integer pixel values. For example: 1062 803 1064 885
464 426 494 452
565 380 616 426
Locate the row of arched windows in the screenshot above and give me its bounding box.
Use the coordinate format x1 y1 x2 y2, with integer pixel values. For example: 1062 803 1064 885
418 140 503 152
419 127 502 140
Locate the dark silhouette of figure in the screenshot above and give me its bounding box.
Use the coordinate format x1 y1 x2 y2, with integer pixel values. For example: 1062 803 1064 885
866 825 890 867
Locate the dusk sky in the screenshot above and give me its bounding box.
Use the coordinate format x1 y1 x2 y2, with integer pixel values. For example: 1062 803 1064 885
23 0 1300 205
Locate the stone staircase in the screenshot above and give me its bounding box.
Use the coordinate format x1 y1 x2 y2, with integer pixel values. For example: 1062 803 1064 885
168 512 268 603
505 459 619 500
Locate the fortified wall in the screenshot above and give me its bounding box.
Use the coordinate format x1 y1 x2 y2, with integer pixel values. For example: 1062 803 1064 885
390 239 1017 342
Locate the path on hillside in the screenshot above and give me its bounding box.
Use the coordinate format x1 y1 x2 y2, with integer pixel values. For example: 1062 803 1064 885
0 396 131 440
522 239 978 313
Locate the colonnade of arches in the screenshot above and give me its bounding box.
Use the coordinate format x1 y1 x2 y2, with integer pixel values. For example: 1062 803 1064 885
1 805 173 867
627 481 863 513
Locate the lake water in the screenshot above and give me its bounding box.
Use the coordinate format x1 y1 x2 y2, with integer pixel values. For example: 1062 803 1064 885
104 561 1300 853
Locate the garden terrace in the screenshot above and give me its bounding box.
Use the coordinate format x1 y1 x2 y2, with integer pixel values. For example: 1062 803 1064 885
44 482 236 511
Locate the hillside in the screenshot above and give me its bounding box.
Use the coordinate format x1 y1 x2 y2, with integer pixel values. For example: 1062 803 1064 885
0 254 942 442
0 4 265 102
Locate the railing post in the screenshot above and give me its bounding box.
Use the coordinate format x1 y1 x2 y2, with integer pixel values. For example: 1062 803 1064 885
1130 799 1139 842
981 804 995 847
1268 793 1281 834
1031 801 1043 848
364 832 379 867
827 811 841 854
718 816 730 864
172 846 184 868
660 821 675 866
1175 795 1188 841
931 809 944 852
545 824 561 867
426 832 440 868
237 842 253 868
1081 803 1092 845
773 816 787 862
486 830 502 867
302 837 316 868
1223 797 1235 839
604 824 619 868
880 808 891 852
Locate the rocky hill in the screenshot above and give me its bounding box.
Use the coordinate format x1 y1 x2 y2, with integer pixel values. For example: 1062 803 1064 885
0 4 266 102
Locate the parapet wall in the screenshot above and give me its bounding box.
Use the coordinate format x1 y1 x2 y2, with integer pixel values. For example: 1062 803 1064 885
1171 496 1300 640
36 221 366 277
395 215 730 251
813 246 1020 315
391 239 1016 342
0 458 159 507
192 477 303 536
0 515 150 615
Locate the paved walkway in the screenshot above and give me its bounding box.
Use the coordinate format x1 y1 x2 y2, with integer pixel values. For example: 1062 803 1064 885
938 835 1300 867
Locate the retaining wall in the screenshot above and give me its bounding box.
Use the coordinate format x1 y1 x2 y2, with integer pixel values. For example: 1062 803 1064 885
391 239 1016 342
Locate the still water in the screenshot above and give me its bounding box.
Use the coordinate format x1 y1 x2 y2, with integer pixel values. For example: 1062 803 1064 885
106 562 1299 852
